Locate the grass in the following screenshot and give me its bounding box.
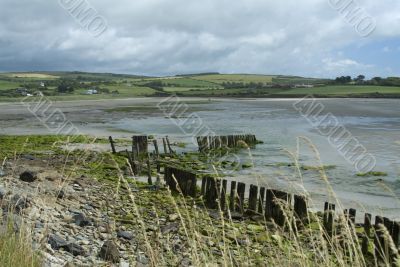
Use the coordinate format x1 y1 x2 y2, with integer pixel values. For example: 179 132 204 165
0 217 42 267
356 171 388 177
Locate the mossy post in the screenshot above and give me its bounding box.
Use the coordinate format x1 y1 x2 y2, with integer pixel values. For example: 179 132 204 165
349 208 356 225
162 138 168 154
323 203 335 237
201 177 207 196
220 179 227 211
258 187 265 214
109 136 116 154
392 221 400 248
125 149 137 175
272 190 289 227
294 195 308 223
247 184 258 214
374 216 386 262
146 153 152 185
236 182 246 213
153 139 159 156
265 189 273 221
166 136 174 154
229 181 237 212
364 213 372 237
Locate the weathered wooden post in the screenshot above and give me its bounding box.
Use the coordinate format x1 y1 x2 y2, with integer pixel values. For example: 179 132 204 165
146 153 152 185
153 139 159 156
272 190 289 227
166 136 174 154
265 189 273 221
109 136 116 154
247 184 258 214
220 180 227 211
349 208 356 225
162 138 168 154
125 149 136 175
236 182 246 213
323 203 335 237
258 187 265 214
364 213 372 237
374 216 386 262
392 221 400 248
229 181 236 212
201 176 207 196
294 195 308 223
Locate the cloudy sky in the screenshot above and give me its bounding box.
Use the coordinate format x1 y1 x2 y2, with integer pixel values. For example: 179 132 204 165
0 0 399 78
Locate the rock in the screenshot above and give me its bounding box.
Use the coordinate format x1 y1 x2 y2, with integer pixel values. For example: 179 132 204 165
66 243 85 256
117 230 134 240
136 253 149 265
48 234 68 250
57 189 65 199
10 194 30 212
168 214 179 222
0 187 6 199
20 171 38 182
0 168 5 177
99 240 120 263
22 154 35 160
73 213 91 227
161 222 179 234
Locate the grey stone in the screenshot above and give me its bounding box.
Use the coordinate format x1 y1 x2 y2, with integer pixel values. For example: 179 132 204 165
0 187 6 199
48 234 68 250
99 240 120 263
117 230 134 240
20 171 38 182
73 213 91 227
161 222 179 234
0 168 5 177
66 243 85 256
10 194 30 212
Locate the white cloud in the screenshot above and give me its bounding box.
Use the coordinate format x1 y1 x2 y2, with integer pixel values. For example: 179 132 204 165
0 0 399 77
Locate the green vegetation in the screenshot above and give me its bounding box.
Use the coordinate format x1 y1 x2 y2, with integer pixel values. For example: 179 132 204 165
1 71 400 101
0 218 42 267
356 171 388 177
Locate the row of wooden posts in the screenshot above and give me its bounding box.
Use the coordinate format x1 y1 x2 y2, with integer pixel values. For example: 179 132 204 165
196 134 257 152
109 135 175 156
164 166 399 263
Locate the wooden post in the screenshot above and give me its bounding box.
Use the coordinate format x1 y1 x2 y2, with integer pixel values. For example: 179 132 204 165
392 221 400 248
109 136 116 154
364 213 372 237
125 149 136 175
374 216 385 262
294 195 308 223
361 234 369 256
153 139 159 156
258 187 265 214
229 181 236 212
265 189 273 221
323 203 335 237
146 153 152 185
349 208 356 224
236 182 246 213
162 138 168 154
201 177 207 196
272 190 289 227
220 180 227 211
207 177 217 209
247 185 258 214
166 136 174 154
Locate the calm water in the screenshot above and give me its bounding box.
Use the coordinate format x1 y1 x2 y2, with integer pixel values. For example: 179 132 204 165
109 98 400 221
2 98 399 220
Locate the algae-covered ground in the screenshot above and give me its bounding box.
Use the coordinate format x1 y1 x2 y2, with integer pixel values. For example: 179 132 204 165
0 135 390 266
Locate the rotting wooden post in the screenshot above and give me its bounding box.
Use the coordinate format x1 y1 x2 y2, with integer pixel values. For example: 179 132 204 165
265 189 273 221
220 180 227 211
364 213 372 237
272 190 289 227
187 172 197 198
236 182 246 213
162 138 168 154
207 177 217 209
374 216 385 262
166 136 174 154
294 195 308 223
146 153 152 185
109 136 116 154
201 176 207 196
229 181 236 212
361 234 369 256
383 217 393 234
323 203 335 237
247 185 258 214
392 221 400 248
153 139 159 156
349 208 356 225
258 187 265 214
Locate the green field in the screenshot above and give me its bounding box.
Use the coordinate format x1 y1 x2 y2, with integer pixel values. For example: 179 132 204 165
192 74 276 84
1 72 400 101
279 85 400 95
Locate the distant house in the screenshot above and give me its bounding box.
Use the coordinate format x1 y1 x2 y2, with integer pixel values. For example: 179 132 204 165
294 84 314 88
40 82 45 87
86 89 98 95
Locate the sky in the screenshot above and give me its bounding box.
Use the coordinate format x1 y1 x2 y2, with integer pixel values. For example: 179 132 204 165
0 0 399 78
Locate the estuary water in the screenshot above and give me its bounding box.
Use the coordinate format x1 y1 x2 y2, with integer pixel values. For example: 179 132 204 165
1 98 399 220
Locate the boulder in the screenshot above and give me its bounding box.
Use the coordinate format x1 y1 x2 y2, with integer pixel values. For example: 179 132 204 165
48 234 68 250
117 230 134 240
73 213 91 227
99 240 120 263
20 171 38 183
10 194 30 212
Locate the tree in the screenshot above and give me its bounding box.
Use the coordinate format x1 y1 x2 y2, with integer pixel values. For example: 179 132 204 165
57 80 75 93
354 75 365 83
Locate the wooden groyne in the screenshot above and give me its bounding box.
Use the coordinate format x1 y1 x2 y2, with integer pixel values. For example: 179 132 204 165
196 134 257 152
164 166 400 263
